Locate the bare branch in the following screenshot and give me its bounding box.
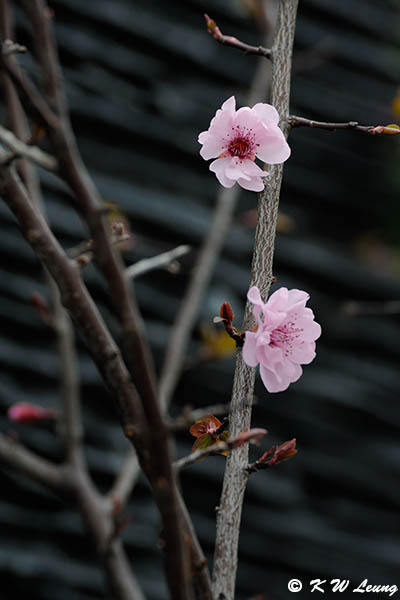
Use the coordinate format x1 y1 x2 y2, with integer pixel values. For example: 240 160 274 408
68 230 132 268
0 433 66 491
108 446 139 505
0 46 58 129
212 2 299 598
0 432 145 600
126 244 191 279
0 123 57 170
342 299 400 316
204 14 271 59
288 115 400 135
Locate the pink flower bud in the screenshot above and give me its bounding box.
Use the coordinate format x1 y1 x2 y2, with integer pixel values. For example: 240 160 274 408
7 402 56 423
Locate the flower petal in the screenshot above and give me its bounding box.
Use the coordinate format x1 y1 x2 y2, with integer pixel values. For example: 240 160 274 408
247 286 263 307
241 160 269 177
289 341 316 364
221 95 236 114
252 102 280 125
209 158 236 188
225 157 251 181
259 364 289 393
237 176 265 192
243 331 259 367
258 343 283 366
266 287 289 312
285 289 310 310
256 127 291 164
199 135 226 160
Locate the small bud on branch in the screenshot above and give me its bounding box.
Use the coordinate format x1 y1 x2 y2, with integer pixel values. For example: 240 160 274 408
204 15 272 60
214 301 245 348
247 438 297 473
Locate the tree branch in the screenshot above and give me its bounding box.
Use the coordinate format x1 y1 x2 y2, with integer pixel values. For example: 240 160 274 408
204 14 271 59
0 434 66 491
0 123 58 170
125 244 191 279
288 115 400 135
174 428 267 472
0 433 146 600
212 2 299 598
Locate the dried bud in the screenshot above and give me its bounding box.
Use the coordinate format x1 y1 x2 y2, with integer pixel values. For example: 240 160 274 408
7 402 56 423
219 301 234 323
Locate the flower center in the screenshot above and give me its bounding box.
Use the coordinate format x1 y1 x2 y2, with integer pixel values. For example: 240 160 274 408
269 320 303 356
228 136 252 159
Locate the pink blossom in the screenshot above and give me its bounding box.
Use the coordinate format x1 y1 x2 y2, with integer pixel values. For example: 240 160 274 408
243 286 321 393
198 96 290 192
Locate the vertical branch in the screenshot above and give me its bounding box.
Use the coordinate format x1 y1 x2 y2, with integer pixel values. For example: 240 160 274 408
212 2 299 599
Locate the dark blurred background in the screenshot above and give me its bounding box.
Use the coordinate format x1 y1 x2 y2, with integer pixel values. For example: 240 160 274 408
1 0 400 599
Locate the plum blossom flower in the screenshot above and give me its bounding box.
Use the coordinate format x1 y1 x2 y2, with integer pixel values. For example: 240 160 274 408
198 96 290 192
243 286 321 393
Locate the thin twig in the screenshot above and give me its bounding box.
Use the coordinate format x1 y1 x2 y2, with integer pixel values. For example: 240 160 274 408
288 115 400 135
342 299 400 316
204 14 272 59
0 434 66 491
125 244 191 279
174 428 267 471
108 446 139 505
212 2 299 598
68 231 131 268
0 123 57 170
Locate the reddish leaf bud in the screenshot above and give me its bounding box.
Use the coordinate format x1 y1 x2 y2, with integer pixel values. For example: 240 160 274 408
7 402 56 424
263 439 297 467
189 415 222 438
219 302 234 323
